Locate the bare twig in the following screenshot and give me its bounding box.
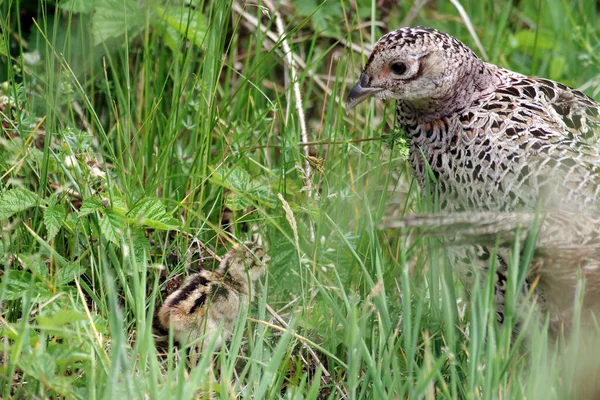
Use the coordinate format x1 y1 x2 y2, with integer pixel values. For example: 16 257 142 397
260 0 315 242
49 181 83 200
233 4 327 91
339 38 372 55
233 1 371 132
400 0 429 28
448 0 489 60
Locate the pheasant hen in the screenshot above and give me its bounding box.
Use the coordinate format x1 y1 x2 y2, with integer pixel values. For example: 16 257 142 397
348 26 600 332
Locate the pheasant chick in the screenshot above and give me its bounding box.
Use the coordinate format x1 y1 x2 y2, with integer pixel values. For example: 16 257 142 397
157 241 268 351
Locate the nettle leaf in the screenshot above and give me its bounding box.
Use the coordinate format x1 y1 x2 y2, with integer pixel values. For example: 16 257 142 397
59 127 94 153
0 187 38 220
248 178 277 207
225 192 250 211
79 198 102 217
44 204 66 241
18 253 49 280
220 168 276 211
268 229 300 286
55 263 83 286
127 228 151 266
154 5 207 50
91 0 147 46
129 197 178 230
107 193 128 214
296 0 343 37
99 208 125 246
18 352 75 393
2 270 35 300
59 0 94 13
36 309 88 328
224 167 251 191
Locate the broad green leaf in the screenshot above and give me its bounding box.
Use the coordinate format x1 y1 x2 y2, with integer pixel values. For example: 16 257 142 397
0 187 38 220
511 30 554 53
99 208 125 246
248 179 277 207
213 167 276 210
55 263 82 286
18 253 49 280
129 228 150 266
2 270 34 300
79 198 102 217
154 5 207 49
20 352 56 378
225 192 251 211
296 0 343 38
17 352 74 393
44 204 66 241
128 197 178 230
91 0 147 46
46 342 93 363
224 167 251 191
37 310 88 328
106 191 128 215
59 0 93 13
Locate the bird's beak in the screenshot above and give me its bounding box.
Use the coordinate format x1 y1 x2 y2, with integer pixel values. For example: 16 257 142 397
346 73 383 110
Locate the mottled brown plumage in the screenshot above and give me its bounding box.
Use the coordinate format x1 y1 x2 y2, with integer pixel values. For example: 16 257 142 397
157 241 268 352
348 26 600 331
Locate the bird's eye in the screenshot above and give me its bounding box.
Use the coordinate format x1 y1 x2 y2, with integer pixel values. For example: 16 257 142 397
390 62 408 75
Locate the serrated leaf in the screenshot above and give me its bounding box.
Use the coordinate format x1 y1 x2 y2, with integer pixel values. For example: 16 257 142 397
154 5 207 49
269 230 299 272
46 342 92 363
59 0 93 13
2 271 34 300
0 187 38 220
99 209 125 246
129 228 150 265
37 310 87 328
224 192 251 211
224 167 251 191
129 197 178 230
220 168 276 210
79 198 102 217
248 179 277 206
18 253 49 280
91 0 147 46
107 191 128 215
44 204 66 241
55 263 82 286
17 352 74 393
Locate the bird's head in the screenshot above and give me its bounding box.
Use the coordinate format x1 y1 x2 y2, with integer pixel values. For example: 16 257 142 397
218 242 268 283
347 27 485 116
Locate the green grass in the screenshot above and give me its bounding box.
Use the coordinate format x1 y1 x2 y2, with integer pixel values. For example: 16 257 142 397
1 0 600 398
